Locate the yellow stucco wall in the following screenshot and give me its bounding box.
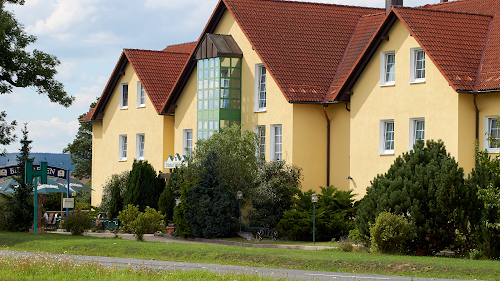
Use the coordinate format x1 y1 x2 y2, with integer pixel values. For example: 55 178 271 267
326 104 351 192
349 19 463 198
477 92 500 156
173 10 337 191
91 62 172 206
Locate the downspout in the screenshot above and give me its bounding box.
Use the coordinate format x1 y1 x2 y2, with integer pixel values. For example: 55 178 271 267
323 105 331 187
473 93 479 141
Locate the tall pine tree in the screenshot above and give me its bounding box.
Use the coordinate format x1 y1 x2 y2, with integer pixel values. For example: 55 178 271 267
10 123 34 231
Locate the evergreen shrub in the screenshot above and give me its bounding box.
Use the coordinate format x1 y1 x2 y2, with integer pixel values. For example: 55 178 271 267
277 185 356 241
369 211 415 254
124 160 165 211
64 212 92 235
172 181 195 238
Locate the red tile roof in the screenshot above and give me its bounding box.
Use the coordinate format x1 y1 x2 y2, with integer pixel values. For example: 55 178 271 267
224 0 383 103
79 108 95 122
163 42 197 54
124 49 190 113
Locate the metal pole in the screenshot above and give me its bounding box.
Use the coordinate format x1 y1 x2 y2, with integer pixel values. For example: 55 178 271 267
34 178 38 234
66 169 69 216
239 199 241 232
313 202 316 245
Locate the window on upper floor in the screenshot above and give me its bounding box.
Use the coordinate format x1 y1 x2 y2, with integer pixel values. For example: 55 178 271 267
255 125 266 161
380 51 395 86
119 135 127 161
380 120 394 155
183 129 193 155
271 124 282 161
410 48 425 83
137 82 146 108
136 134 145 160
120 83 128 109
485 116 500 153
409 118 425 150
254 64 266 112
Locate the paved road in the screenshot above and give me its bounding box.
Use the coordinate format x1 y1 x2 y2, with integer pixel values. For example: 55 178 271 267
0 250 475 281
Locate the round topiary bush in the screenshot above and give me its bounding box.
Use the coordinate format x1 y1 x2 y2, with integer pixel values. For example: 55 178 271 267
369 211 415 254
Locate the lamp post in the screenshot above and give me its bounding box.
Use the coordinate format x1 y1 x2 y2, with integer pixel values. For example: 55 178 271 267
236 191 243 232
311 193 318 245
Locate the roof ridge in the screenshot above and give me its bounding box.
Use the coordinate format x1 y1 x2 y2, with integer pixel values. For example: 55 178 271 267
395 5 493 18
427 0 468 8
228 0 383 10
473 17 494 92
164 41 197 48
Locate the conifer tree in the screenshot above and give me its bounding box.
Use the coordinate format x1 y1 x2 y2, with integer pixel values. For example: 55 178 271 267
10 123 34 231
184 152 237 238
123 160 164 212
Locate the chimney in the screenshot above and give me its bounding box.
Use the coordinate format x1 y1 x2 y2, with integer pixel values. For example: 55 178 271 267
386 0 403 14
440 0 448 2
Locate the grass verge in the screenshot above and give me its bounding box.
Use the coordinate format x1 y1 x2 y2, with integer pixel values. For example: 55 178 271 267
0 253 284 281
0 232 498 280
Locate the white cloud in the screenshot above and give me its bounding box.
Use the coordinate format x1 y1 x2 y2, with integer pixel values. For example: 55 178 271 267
23 118 79 153
74 85 101 109
97 76 107 84
26 0 100 39
57 61 80 81
83 31 121 45
145 0 216 9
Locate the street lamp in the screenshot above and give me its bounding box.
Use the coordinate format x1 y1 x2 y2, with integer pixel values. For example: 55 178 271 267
236 191 243 232
311 193 319 245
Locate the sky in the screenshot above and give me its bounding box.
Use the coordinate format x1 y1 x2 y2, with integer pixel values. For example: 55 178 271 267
0 0 440 153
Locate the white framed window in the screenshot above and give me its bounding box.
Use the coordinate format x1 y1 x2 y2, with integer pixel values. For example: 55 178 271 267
379 120 394 155
119 135 127 161
271 124 282 161
120 83 128 109
380 51 395 86
410 48 425 83
137 82 146 108
136 134 145 160
254 64 267 112
484 116 500 153
409 118 425 150
183 129 193 155
255 125 266 160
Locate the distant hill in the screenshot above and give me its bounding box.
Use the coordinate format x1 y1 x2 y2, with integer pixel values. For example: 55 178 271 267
0 153 75 171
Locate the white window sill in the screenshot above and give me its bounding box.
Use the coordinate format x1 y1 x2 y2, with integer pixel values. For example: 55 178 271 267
119 158 127 162
410 80 425 84
380 82 395 87
137 105 146 108
486 148 500 154
136 157 145 161
254 108 267 113
120 106 128 110
379 151 394 156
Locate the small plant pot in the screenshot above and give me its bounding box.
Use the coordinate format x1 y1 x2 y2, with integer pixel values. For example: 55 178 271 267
166 226 176 234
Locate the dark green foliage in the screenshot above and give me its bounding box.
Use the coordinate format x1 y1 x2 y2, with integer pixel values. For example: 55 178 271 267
9 124 34 232
0 194 13 230
173 181 195 238
123 160 165 212
467 145 500 258
158 168 182 222
100 171 128 212
356 140 482 253
108 177 123 219
0 1 73 107
248 161 302 229
184 125 261 201
63 212 92 235
63 99 97 180
44 193 61 211
277 186 356 241
0 111 16 156
184 152 237 238
118 205 164 241
370 211 416 254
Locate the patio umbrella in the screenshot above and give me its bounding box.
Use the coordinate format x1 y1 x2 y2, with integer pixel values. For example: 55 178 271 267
0 177 74 194
50 177 92 193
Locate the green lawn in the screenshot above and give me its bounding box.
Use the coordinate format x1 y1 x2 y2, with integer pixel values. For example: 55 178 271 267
0 253 284 281
0 232 499 280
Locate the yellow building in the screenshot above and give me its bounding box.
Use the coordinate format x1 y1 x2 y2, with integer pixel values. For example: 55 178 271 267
84 0 500 206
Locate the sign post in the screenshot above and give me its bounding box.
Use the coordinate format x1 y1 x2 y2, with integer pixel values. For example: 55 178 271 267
25 161 47 234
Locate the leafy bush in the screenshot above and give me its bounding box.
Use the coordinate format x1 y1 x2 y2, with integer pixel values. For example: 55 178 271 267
184 152 237 238
356 140 482 253
159 167 183 222
277 186 356 241
248 161 302 229
338 237 354 252
100 171 128 212
118 205 165 241
0 195 13 230
369 211 415 254
108 176 124 219
172 181 195 238
124 160 165 212
63 212 92 235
